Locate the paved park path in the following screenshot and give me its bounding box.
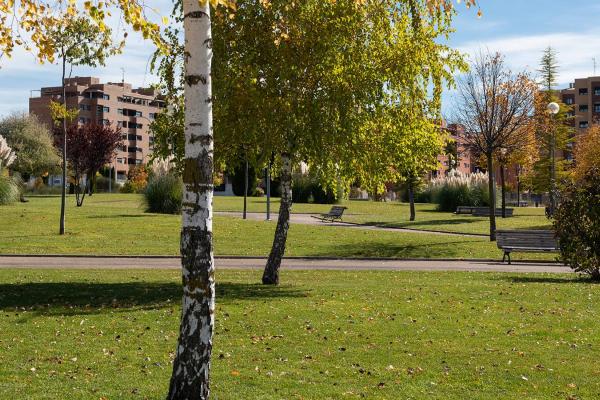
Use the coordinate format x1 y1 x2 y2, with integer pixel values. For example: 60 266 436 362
0 256 569 273
215 211 484 237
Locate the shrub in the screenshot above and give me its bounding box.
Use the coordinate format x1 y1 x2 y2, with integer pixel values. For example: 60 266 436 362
553 167 600 280
143 173 183 214
0 174 20 205
427 171 493 212
231 164 257 196
292 175 313 203
94 175 116 193
311 184 336 204
120 165 148 194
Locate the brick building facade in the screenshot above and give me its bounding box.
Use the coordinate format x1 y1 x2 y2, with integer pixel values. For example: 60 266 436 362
29 76 164 182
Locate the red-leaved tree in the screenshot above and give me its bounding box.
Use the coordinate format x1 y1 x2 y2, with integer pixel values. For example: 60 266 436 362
57 123 122 206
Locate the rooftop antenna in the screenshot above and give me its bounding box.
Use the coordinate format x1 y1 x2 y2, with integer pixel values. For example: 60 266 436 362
120 67 125 86
594 58 597 76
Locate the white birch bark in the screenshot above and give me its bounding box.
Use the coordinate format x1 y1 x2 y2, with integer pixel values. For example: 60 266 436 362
167 1 215 398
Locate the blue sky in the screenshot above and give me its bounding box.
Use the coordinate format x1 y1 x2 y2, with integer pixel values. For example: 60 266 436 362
1 1 599 117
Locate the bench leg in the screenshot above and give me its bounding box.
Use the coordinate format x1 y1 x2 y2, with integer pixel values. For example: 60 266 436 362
502 252 506 264
507 252 512 265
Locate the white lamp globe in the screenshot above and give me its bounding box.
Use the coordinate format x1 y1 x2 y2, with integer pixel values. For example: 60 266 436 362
547 102 560 114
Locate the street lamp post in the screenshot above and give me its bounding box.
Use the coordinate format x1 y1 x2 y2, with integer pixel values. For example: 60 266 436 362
547 102 560 216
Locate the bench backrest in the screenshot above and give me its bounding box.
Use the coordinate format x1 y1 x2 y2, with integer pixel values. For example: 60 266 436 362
496 230 558 249
328 206 347 216
456 206 475 214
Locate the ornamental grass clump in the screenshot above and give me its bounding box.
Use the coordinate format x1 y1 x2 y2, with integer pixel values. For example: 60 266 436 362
553 167 600 280
143 172 183 215
428 170 492 212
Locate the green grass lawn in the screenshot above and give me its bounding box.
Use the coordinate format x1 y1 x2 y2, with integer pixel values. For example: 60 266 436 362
215 196 552 236
0 268 597 399
0 194 554 261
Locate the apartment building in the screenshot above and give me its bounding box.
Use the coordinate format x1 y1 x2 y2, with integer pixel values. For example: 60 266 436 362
29 76 164 182
431 123 476 178
559 76 600 134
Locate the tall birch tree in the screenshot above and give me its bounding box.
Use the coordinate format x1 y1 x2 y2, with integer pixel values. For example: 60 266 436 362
1 1 477 396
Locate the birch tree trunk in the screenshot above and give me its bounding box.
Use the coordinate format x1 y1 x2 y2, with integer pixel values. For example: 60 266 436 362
486 154 497 241
262 151 292 285
167 1 215 399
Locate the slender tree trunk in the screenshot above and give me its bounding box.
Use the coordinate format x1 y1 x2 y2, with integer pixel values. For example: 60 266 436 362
167 2 215 399
516 166 521 207
262 151 292 285
243 156 248 219
500 164 506 218
408 180 416 221
487 154 497 241
59 56 67 234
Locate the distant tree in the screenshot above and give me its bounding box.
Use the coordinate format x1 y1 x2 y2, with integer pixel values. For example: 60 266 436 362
60 123 121 206
455 52 536 240
47 13 123 233
0 113 60 179
573 125 600 181
538 47 559 93
529 49 573 209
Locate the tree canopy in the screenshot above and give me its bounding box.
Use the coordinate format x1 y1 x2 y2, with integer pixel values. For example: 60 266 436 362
0 113 60 177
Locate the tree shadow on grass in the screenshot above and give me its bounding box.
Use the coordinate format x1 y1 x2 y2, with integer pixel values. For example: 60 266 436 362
87 214 159 219
312 239 484 259
359 218 483 230
499 275 599 285
0 281 308 316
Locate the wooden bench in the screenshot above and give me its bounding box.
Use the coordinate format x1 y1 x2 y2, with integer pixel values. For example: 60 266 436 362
472 207 514 217
455 206 476 214
313 206 347 222
496 230 559 264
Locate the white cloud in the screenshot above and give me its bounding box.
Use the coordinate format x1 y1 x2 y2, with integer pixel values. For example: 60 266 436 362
0 29 160 117
457 30 600 87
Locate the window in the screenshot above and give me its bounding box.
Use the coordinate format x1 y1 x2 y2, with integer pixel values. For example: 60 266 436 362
135 159 143 165
149 112 157 119
579 88 588 95
121 134 127 140
128 158 136 165
127 146 143 153
102 94 110 100
79 104 91 111
579 121 589 128
594 87 600 96
595 104 600 113
136 135 142 141
135 111 143 117
78 117 86 124
579 104 588 112
564 98 574 105
127 134 137 140
117 158 124 164
117 108 124 115
117 121 123 128
98 119 110 125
